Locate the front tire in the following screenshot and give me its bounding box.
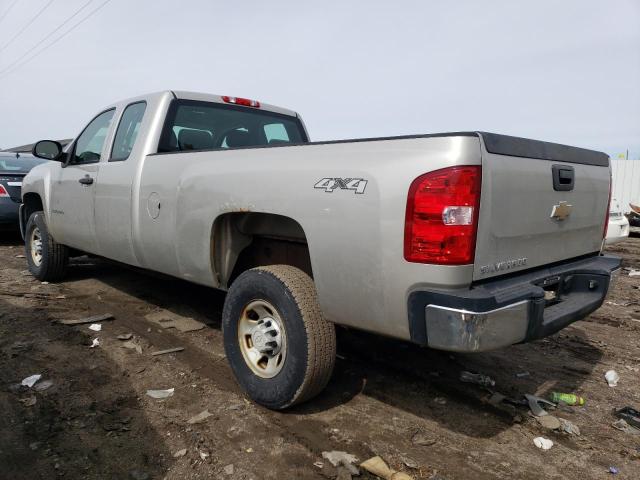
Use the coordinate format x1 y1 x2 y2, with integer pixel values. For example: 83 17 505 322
25 211 68 282
222 265 336 409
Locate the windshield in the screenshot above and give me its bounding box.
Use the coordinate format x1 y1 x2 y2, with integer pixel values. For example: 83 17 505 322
0 154 47 172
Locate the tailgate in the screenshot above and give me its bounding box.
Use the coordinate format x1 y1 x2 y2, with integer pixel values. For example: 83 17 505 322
473 133 610 281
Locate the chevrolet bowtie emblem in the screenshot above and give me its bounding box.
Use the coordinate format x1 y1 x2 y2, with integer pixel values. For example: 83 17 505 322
550 201 573 221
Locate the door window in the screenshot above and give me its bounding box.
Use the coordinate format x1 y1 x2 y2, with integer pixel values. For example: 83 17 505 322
110 102 147 161
71 109 115 165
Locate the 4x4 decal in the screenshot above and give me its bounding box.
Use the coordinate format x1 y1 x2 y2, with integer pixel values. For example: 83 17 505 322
314 178 368 194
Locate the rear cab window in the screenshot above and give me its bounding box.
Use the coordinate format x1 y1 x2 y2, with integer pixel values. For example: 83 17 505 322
157 100 307 153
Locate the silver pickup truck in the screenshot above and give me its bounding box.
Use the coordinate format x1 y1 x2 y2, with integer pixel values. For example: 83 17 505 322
23 91 620 409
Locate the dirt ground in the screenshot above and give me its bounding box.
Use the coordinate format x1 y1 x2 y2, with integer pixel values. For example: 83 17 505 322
1 230 640 480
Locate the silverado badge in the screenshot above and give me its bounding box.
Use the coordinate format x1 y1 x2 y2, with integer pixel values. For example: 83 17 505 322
550 201 572 221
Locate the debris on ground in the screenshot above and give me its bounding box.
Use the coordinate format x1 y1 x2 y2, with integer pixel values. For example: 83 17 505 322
536 415 561 430
117 333 133 341
612 418 640 435
89 338 100 348
151 347 184 356
21 374 41 388
199 450 210 460
533 437 554 450
173 448 187 458
605 370 620 387
549 392 585 405
628 269 640 277
58 313 114 325
223 464 234 475
525 394 556 416
313 461 324 468
459 370 495 387
88 323 102 332
145 310 205 332
558 418 581 436
609 466 619 474
515 371 530 378
411 432 437 446
401 455 419 469
322 451 359 476
187 410 213 424
360 456 414 479
614 406 640 429
122 340 143 354
146 388 174 399
33 379 54 392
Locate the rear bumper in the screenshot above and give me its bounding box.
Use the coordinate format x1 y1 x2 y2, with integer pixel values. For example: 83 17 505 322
0 198 20 224
408 254 621 352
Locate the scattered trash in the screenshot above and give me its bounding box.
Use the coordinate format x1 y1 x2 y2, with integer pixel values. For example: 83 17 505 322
525 394 556 417
151 347 185 356
21 374 41 388
146 310 205 332
401 455 419 469
460 371 495 387
223 464 234 475
360 456 414 480
533 437 554 450
122 340 143 354
88 324 102 332
433 397 447 405
322 451 359 476
59 313 114 325
609 466 619 474
56 295 66 299
18 396 37 407
412 432 437 446
515 371 530 378
15 254 25 258
199 450 210 460
615 406 640 429
245 448 253 453
173 448 187 458
628 269 640 277
34 379 54 392
89 338 100 348
612 419 640 435
146 388 174 399
536 415 561 430
549 392 585 406
605 370 620 387
187 410 213 424
559 418 581 436
313 461 324 468
117 333 133 341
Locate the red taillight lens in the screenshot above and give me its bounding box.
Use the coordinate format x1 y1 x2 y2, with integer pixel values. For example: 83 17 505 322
221 96 260 108
0 185 8 197
603 174 612 239
404 166 482 264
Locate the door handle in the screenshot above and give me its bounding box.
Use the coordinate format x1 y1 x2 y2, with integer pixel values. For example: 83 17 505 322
78 175 94 185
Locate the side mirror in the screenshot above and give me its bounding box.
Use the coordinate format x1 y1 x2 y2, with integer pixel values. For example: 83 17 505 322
33 140 64 161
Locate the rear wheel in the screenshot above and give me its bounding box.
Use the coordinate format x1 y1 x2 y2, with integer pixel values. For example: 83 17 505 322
25 211 68 282
222 265 336 409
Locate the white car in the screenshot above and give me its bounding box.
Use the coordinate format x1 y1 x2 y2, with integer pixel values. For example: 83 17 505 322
605 198 630 244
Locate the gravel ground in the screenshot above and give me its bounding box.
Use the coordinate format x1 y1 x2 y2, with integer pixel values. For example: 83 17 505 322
1 229 639 480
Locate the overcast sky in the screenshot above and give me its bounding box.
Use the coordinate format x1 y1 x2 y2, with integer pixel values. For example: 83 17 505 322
0 0 638 157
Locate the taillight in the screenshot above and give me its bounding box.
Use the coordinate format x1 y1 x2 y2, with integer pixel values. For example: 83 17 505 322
603 174 612 239
0 185 8 197
404 166 481 264
221 96 260 108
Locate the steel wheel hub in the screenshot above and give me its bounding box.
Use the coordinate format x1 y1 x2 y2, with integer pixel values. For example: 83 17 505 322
238 300 287 378
30 227 43 267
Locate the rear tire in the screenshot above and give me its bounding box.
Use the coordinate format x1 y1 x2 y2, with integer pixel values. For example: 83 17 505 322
222 265 336 409
25 211 68 282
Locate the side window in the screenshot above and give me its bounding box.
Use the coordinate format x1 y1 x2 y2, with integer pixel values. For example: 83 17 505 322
263 123 290 144
110 102 147 161
72 109 115 165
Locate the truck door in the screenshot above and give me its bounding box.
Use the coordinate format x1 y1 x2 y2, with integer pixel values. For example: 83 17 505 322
49 109 115 254
93 101 147 266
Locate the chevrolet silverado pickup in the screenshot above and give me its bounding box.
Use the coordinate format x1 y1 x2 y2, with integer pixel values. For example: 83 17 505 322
23 91 620 409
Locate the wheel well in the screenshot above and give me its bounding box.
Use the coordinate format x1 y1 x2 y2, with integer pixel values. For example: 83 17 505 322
21 193 44 234
212 212 312 288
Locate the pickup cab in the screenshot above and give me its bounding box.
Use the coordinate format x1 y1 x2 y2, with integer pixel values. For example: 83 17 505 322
23 91 620 409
